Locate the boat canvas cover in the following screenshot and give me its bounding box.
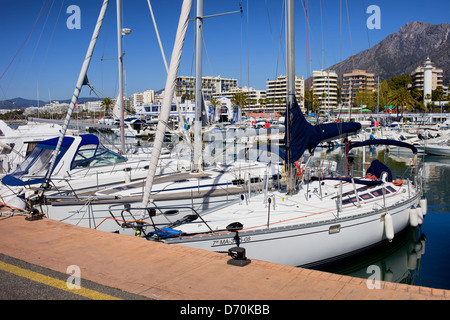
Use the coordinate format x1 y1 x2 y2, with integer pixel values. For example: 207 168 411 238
349 139 418 155
284 97 362 163
1 135 99 187
365 160 393 182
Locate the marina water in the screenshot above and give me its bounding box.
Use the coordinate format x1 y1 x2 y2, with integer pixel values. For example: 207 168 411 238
317 149 450 291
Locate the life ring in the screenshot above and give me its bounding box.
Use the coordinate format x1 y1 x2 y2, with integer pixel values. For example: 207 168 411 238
295 161 303 178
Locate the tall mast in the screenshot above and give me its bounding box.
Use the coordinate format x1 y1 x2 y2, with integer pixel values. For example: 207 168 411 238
286 0 295 194
43 0 110 188
193 0 203 172
140 0 193 212
117 0 125 153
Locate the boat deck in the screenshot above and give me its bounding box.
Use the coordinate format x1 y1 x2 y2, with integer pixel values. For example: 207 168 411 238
175 179 414 234
0 213 448 300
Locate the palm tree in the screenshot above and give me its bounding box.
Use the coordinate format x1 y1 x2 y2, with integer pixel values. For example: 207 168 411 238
231 92 249 121
100 97 114 117
312 94 321 114
181 93 194 103
387 88 415 115
209 97 221 122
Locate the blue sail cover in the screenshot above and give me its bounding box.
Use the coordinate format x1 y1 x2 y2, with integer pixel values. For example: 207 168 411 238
284 97 361 163
1 134 100 187
366 159 393 182
349 139 418 154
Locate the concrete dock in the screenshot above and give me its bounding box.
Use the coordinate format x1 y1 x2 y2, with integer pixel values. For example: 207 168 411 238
0 214 448 300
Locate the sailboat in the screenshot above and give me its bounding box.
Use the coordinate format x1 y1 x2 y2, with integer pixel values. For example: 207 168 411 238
0 1 187 210
136 0 427 268
0 0 280 235
0 119 79 175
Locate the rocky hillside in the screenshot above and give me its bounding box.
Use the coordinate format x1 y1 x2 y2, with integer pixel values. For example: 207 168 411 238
327 21 450 84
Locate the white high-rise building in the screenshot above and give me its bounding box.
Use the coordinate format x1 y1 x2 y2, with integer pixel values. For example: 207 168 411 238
312 70 338 111
266 75 305 112
175 75 238 100
131 90 155 107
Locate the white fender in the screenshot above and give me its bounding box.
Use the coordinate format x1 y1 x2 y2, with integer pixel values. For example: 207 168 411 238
384 212 394 241
409 206 418 228
416 205 424 225
419 197 427 216
384 269 394 282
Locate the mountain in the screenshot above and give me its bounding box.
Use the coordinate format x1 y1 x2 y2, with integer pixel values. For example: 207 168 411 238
0 96 101 110
326 21 450 84
0 97 46 109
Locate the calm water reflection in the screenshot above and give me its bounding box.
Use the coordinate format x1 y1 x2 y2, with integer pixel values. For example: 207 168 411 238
315 149 450 290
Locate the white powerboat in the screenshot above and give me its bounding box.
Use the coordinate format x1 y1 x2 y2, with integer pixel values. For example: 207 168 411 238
0 134 189 208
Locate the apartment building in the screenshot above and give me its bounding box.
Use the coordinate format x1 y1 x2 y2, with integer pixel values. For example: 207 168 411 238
341 69 375 107
175 75 238 100
131 90 155 107
410 58 444 92
312 70 338 110
265 75 305 113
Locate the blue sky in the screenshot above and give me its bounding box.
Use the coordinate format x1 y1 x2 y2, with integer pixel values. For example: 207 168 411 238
0 0 448 102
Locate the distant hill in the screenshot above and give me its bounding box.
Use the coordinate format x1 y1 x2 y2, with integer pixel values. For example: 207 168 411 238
0 96 101 110
0 97 46 109
325 21 450 84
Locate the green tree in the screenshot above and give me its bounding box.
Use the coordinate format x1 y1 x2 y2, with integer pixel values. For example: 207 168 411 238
411 88 423 102
432 86 444 103
181 93 194 103
388 74 412 90
387 87 415 114
231 92 249 121
209 97 221 121
304 89 313 113
312 94 321 114
100 97 114 117
354 89 376 110
378 79 390 107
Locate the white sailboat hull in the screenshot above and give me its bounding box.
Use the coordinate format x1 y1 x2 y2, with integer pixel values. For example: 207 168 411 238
162 193 417 267
45 190 241 237
40 162 278 235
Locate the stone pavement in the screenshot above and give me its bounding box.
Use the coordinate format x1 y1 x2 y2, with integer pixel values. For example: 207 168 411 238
0 214 448 300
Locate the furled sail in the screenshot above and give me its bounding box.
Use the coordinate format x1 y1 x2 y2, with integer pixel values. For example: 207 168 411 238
140 0 192 212
284 97 361 163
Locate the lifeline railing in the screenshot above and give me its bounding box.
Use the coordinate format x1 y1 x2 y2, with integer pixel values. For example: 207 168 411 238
106 203 215 240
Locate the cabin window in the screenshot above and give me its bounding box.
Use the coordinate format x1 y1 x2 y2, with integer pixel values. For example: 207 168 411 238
7 147 54 179
342 197 358 205
371 188 390 197
71 144 127 169
360 193 373 200
329 225 341 234
386 186 396 193
26 142 37 156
